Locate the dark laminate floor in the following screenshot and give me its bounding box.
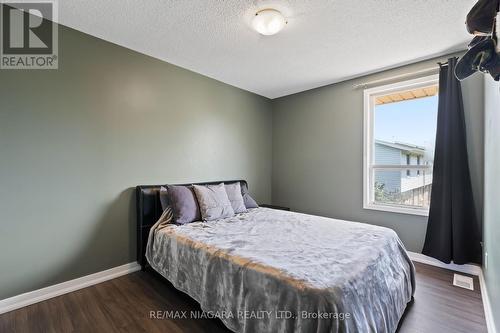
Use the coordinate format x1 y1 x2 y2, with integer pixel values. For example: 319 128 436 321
0 262 486 333
397 262 486 333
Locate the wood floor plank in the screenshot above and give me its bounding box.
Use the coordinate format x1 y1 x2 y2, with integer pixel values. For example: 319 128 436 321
46 296 74 332
61 291 96 332
0 310 16 333
92 282 138 330
0 261 487 333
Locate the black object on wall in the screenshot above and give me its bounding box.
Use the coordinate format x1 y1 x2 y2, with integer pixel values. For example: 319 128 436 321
422 57 482 265
456 0 499 81
466 0 499 34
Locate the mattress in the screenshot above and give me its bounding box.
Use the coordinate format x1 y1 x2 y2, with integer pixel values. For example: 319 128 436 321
146 207 415 333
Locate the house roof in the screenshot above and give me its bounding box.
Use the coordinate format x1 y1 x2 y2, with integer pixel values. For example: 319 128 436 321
375 86 439 105
375 140 426 155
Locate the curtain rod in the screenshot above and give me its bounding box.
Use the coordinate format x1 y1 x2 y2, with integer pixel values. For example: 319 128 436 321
353 62 448 89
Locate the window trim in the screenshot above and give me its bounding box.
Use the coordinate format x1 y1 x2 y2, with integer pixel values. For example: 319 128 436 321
363 74 438 216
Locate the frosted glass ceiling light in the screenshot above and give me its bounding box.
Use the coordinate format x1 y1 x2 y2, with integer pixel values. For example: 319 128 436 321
252 9 286 36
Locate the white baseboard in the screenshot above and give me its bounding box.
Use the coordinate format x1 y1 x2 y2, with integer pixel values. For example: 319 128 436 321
408 251 496 333
0 262 141 315
479 270 498 333
408 251 482 276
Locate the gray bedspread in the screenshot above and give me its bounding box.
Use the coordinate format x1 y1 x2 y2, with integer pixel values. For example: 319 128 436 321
146 208 415 333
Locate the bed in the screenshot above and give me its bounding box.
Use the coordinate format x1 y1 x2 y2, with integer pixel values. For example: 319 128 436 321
136 180 415 333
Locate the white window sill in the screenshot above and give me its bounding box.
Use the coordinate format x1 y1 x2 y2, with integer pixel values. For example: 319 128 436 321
363 202 429 217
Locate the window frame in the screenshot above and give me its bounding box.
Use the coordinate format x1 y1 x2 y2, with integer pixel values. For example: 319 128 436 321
363 74 439 216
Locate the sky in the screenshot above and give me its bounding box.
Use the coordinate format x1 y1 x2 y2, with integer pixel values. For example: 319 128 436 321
374 95 438 159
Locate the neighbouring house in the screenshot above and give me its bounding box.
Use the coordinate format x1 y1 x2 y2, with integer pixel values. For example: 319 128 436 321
374 140 433 207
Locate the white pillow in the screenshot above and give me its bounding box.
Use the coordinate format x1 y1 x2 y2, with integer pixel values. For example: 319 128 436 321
224 182 247 214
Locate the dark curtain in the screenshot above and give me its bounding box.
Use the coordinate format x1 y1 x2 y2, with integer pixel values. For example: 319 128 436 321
422 57 482 265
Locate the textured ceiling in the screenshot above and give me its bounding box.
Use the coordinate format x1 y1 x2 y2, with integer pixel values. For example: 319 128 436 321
57 1 474 99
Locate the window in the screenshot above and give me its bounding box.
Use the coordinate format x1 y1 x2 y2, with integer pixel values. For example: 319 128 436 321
406 154 410 176
363 75 439 216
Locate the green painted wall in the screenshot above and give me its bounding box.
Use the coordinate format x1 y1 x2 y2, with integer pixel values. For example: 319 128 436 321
271 54 485 252
0 25 272 299
483 76 500 330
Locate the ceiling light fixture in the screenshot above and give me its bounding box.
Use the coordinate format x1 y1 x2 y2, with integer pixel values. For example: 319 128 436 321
252 9 286 36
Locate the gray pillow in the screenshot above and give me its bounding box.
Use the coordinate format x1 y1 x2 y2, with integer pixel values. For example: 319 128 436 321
159 186 169 211
241 182 259 209
167 185 201 225
193 183 235 221
224 182 247 214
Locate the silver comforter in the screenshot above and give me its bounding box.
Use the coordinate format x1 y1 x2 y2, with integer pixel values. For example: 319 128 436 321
146 208 415 333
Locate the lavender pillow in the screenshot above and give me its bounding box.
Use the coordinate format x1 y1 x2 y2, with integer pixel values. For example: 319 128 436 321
224 182 247 214
193 183 235 221
241 183 259 209
167 185 201 225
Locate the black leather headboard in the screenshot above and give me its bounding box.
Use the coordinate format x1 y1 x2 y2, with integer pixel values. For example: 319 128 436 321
136 179 248 270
